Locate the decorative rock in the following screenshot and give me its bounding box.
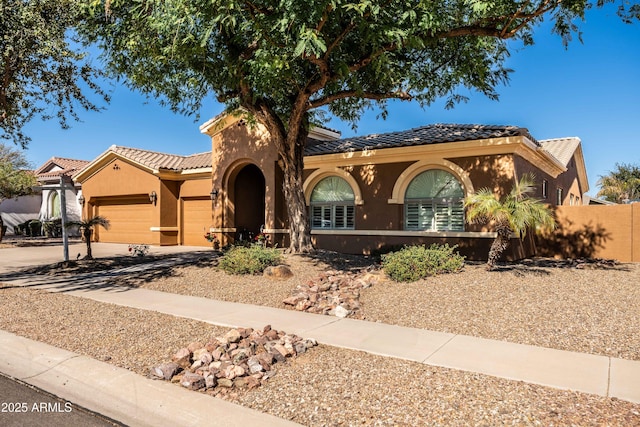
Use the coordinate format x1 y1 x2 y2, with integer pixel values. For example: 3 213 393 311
154 325 319 393
172 348 192 369
187 342 204 353
150 362 180 380
294 341 307 355
247 356 264 374
233 377 248 388
224 329 242 344
199 352 213 365
180 372 205 391
217 378 233 388
205 375 217 389
263 265 294 280
245 376 261 390
334 305 351 318
193 348 209 361
283 269 380 319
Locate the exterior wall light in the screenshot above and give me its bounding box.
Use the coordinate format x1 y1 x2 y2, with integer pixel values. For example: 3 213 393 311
210 189 219 200
78 194 85 207
149 191 157 205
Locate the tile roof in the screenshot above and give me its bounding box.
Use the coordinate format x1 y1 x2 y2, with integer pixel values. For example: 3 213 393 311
304 123 538 156
35 157 90 181
539 137 580 167
109 146 212 171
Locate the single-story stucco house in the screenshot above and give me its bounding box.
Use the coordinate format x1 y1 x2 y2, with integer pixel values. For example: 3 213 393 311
73 114 588 260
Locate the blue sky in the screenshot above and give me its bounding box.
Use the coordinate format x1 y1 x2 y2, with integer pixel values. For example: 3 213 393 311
20 6 640 197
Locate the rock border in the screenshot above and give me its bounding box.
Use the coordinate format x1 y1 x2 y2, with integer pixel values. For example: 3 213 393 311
151 325 317 396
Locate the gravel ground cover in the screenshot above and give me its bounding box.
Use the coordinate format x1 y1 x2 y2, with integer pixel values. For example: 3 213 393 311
0 287 638 426
1 248 640 425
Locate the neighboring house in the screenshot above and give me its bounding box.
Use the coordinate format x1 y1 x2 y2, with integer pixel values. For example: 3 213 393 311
73 116 589 260
0 194 41 235
583 195 616 205
35 157 88 227
1 157 88 235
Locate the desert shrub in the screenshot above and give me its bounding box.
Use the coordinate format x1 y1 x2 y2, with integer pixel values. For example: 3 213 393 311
381 243 465 282
218 244 283 275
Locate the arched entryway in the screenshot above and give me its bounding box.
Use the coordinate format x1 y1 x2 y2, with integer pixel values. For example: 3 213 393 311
233 164 265 241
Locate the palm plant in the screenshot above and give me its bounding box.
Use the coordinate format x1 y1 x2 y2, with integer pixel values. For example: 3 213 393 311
66 215 110 260
464 174 555 270
596 163 640 203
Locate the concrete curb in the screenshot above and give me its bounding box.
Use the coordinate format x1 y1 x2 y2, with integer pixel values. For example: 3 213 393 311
0 330 301 427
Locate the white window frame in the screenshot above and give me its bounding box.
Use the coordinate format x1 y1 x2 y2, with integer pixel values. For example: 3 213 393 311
403 169 465 232
309 176 356 230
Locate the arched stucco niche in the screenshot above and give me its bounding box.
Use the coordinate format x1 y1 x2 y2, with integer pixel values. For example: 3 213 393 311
221 158 273 235
388 159 474 204
303 167 364 206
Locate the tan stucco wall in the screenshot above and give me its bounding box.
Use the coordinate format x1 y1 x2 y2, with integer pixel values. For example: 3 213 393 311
208 123 284 245
81 158 213 246
536 204 639 262
81 158 159 201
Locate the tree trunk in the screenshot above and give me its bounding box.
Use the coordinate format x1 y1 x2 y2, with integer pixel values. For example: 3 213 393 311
278 124 314 253
281 157 313 253
487 224 512 270
83 227 93 260
251 104 314 253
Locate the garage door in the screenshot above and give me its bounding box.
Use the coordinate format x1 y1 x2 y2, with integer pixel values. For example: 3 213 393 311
182 198 212 246
97 199 153 244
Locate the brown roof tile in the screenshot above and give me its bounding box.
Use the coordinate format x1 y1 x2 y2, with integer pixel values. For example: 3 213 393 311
304 123 539 156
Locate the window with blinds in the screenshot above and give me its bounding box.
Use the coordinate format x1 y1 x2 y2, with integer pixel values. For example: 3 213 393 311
404 170 465 231
310 176 355 229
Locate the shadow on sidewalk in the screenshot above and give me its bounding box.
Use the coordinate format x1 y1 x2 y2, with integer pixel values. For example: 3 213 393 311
0 251 217 293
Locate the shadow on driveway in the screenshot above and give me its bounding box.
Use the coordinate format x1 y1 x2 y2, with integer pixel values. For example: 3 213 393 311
0 251 217 293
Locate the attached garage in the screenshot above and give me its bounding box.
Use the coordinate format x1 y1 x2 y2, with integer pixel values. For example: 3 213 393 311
96 197 154 244
181 198 213 246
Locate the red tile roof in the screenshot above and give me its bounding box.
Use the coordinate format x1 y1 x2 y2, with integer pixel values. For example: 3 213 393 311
109 146 212 171
35 157 90 181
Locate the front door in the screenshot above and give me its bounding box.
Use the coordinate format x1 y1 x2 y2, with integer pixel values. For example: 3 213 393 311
233 164 265 241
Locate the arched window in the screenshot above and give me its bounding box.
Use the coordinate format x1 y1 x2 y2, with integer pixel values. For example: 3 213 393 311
50 192 61 218
405 170 464 231
310 176 355 229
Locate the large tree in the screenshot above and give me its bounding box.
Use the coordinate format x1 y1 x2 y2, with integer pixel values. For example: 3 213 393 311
79 0 638 253
0 0 109 148
0 144 37 241
597 162 640 203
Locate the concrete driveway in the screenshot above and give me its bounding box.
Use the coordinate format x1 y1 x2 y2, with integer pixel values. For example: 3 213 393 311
0 239 212 273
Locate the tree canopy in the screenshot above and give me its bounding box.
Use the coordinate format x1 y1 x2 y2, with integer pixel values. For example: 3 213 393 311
0 0 109 148
0 143 37 240
79 0 638 252
597 163 640 203
0 144 36 202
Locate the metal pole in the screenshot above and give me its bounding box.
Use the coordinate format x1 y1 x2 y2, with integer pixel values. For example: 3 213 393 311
59 176 69 262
